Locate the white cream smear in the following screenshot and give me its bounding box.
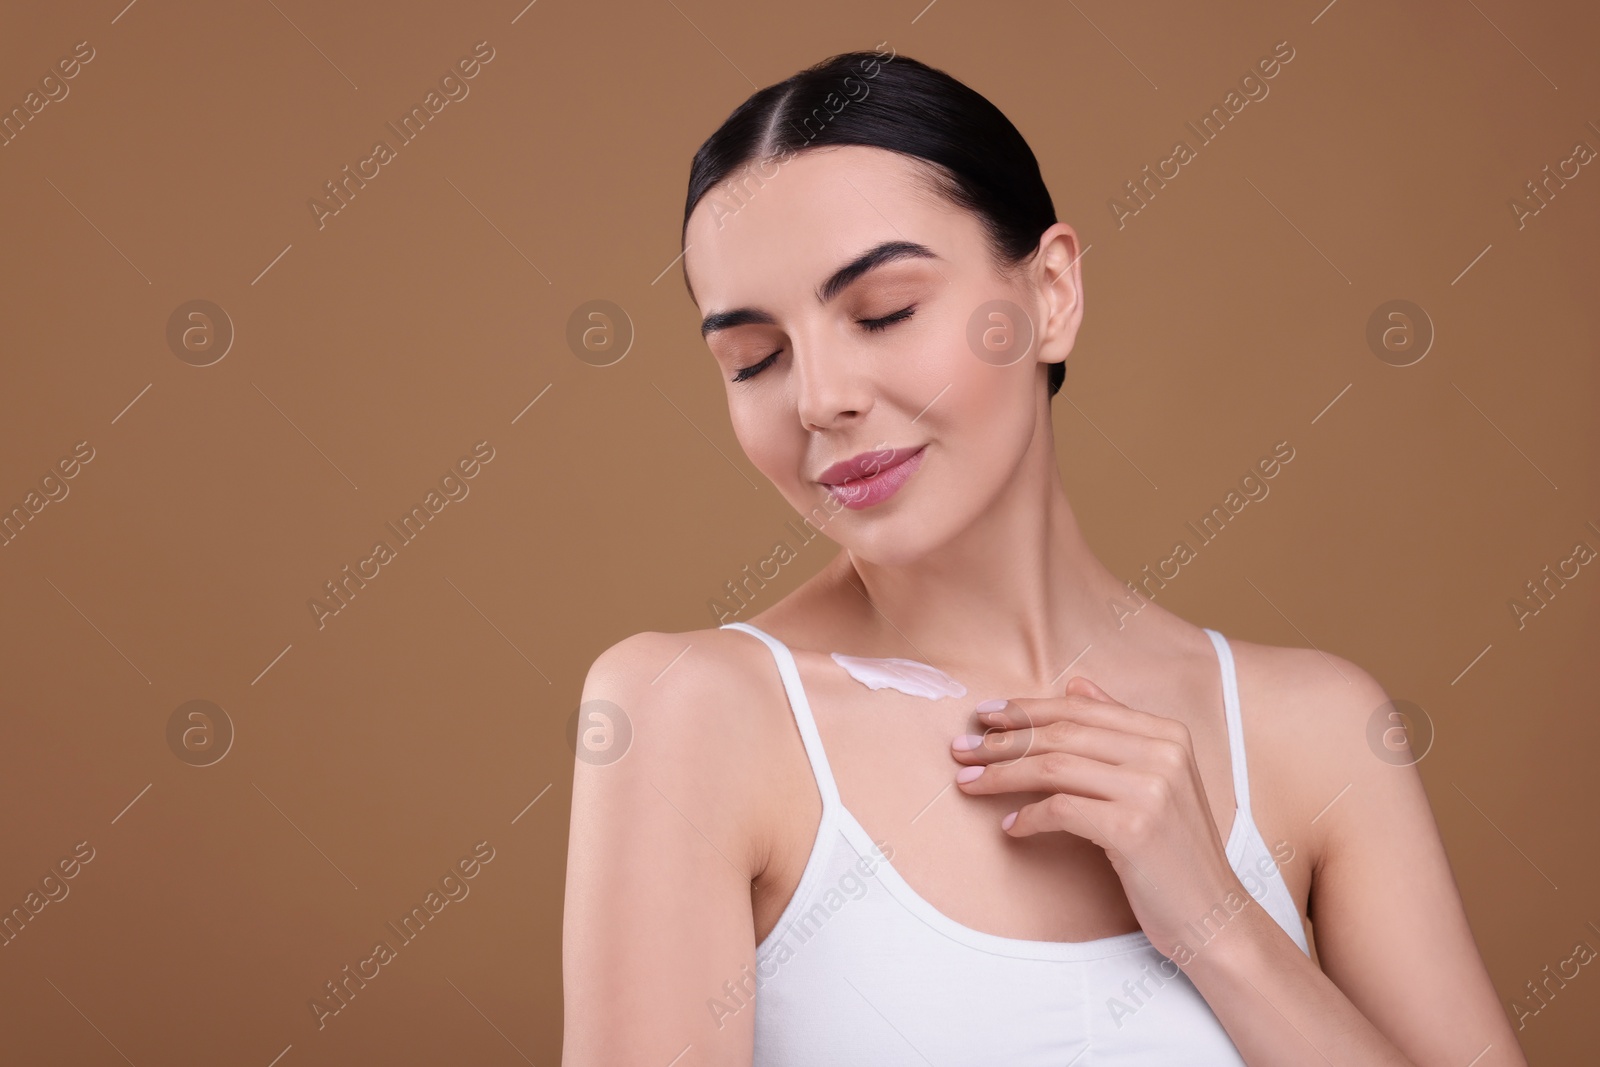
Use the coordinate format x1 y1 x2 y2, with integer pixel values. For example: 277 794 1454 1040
829 652 968 700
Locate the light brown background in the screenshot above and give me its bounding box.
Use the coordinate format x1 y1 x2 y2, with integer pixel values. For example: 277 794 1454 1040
1 0 1596 1063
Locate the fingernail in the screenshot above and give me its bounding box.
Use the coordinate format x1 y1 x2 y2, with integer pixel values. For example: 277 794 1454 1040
955 765 985 783
951 733 984 751
975 698 1007 712
1001 811 1018 831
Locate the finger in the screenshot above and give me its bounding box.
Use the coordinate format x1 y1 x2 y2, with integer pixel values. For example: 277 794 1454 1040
978 692 1187 745
1065 675 1119 705
952 718 1146 768
955 748 1125 803
975 692 1100 730
1002 795 1164 892
1000 791 1119 847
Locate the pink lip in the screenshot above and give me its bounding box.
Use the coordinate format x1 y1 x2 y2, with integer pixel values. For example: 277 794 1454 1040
818 445 926 510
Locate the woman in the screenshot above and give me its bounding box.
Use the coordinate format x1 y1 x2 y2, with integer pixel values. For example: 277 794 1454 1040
563 49 1525 1066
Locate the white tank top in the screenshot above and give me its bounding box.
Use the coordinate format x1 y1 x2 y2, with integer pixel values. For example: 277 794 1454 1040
719 621 1311 1066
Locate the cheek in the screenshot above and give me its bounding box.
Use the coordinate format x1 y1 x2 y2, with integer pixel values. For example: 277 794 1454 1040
925 336 1041 479
729 400 802 485
922 294 1036 405
937 331 1033 427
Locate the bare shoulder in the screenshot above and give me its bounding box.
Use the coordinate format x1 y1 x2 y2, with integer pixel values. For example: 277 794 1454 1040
584 626 772 705
1222 635 1399 870
580 626 792 771
575 626 802 876
564 626 804 1062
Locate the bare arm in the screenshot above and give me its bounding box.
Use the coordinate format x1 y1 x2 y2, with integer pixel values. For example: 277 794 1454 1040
1182 654 1528 1066
562 631 763 1067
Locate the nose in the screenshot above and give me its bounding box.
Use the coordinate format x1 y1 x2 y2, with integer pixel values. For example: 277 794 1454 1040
792 330 874 433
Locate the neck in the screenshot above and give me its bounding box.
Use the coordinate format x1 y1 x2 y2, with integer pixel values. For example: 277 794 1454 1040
819 414 1150 688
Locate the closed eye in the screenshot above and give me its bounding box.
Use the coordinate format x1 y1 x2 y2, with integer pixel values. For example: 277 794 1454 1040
860 304 916 332
729 305 918 383
732 350 778 383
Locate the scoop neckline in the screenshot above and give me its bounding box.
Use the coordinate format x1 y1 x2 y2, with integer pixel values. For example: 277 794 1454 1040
823 794 1251 961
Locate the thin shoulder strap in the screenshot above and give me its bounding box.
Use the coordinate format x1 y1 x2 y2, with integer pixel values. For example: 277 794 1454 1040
1202 628 1251 814
720 621 841 808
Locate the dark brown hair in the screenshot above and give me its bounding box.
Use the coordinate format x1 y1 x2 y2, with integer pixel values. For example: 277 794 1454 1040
682 49 1066 398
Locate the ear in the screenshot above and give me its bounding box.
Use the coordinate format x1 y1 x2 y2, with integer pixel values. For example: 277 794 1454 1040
1031 222 1085 372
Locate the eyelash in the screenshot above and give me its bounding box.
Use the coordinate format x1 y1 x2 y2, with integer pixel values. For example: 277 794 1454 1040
731 305 918 383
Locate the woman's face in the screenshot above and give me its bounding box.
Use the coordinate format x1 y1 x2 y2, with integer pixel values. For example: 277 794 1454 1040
683 144 1082 566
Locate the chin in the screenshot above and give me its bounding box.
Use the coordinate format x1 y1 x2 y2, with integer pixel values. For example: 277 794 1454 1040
837 513 948 568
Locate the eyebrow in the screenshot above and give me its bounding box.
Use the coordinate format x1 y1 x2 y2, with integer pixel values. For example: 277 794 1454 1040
699 239 940 338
